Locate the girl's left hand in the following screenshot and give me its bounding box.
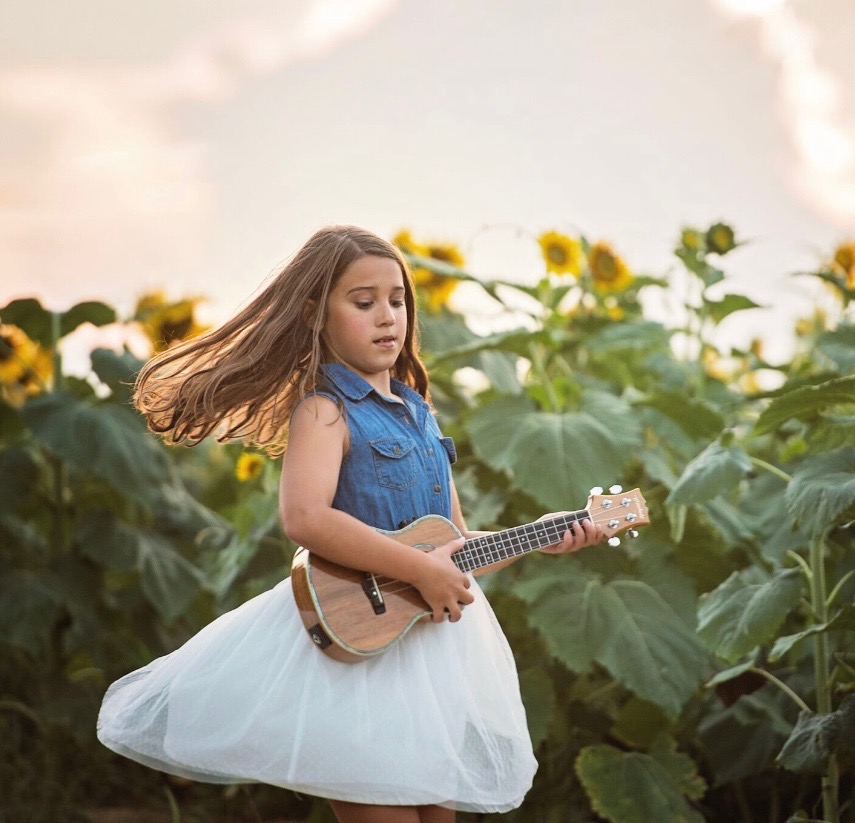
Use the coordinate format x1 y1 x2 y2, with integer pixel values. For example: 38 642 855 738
537 513 607 554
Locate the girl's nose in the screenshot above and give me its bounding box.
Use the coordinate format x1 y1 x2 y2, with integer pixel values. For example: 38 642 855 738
376 304 395 325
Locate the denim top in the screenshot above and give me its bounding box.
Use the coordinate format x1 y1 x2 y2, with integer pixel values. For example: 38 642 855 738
304 363 457 532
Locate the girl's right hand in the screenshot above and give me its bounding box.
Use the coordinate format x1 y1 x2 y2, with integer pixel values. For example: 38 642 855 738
412 536 474 623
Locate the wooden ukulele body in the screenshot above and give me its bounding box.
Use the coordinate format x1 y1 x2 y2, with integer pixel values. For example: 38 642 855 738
290 515 462 664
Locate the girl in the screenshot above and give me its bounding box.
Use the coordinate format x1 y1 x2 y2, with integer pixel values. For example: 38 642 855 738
97 225 606 823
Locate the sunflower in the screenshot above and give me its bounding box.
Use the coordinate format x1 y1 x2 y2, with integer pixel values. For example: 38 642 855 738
706 222 737 255
134 291 209 353
393 230 462 312
832 241 855 289
537 230 583 277
235 452 265 482
588 242 633 293
0 323 52 404
680 228 705 254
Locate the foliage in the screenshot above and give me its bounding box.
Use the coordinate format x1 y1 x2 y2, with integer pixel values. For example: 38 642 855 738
2 221 855 822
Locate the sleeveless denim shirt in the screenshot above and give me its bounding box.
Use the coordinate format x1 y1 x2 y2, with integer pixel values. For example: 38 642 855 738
305 363 458 532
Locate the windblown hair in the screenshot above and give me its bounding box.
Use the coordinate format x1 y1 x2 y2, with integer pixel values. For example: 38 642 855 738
133 225 429 457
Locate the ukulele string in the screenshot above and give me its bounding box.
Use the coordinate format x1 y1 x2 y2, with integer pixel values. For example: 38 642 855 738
368 503 637 598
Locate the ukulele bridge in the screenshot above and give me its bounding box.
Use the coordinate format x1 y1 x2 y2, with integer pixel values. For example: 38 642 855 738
361 572 386 615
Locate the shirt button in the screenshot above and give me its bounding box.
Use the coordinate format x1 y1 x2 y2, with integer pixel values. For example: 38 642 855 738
393 446 401 454
428 448 434 455
433 484 441 493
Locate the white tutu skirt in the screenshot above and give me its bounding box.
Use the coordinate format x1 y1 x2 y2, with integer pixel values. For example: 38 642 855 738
97 573 537 813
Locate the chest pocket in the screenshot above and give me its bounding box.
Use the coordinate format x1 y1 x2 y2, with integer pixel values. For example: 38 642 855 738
370 436 419 491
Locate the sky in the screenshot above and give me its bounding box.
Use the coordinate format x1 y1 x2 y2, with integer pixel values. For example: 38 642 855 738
1 0 854 368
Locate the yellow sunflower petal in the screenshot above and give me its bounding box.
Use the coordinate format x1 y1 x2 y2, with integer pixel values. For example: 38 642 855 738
588 242 633 293
537 230 583 276
236 452 265 482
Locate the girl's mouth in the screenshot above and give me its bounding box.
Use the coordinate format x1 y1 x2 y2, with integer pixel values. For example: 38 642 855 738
374 336 396 348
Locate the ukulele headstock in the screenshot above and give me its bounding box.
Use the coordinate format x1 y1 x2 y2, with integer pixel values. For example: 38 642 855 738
587 486 649 545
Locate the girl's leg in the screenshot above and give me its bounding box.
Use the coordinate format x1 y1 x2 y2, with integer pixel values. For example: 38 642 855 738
418 804 455 823
328 800 421 823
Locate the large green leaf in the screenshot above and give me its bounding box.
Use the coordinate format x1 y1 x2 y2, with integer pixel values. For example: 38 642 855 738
785 447 855 538
0 298 53 346
776 696 855 774
90 346 145 404
516 561 708 717
21 391 175 505
704 294 763 324
518 665 556 748
466 392 641 511
769 605 855 662
635 391 725 441
754 375 855 435
666 440 753 505
0 446 40 515
818 325 855 372
696 568 802 663
0 569 64 655
575 739 705 823
77 510 206 621
806 415 855 452
697 688 793 784
584 320 672 353
59 301 117 337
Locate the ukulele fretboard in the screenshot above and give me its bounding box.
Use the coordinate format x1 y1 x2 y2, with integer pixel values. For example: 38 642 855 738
452 510 589 573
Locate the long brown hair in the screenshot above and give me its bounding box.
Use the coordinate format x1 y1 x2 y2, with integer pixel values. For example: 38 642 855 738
133 225 429 457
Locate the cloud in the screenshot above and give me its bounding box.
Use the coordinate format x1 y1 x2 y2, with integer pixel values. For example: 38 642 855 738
0 0 401 303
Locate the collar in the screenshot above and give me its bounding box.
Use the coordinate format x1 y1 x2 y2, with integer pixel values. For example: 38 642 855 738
319 362 427 408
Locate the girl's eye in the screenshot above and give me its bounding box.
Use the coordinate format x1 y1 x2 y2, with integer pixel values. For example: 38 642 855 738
355 301 372 310
391 299 405 308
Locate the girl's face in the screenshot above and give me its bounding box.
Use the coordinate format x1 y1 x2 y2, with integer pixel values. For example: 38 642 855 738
320 255 408 389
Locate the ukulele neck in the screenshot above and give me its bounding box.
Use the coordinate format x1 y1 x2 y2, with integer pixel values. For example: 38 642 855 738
452 510 589 573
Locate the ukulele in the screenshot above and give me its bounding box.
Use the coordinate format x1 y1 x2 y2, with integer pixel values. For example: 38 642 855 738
291 486 649 663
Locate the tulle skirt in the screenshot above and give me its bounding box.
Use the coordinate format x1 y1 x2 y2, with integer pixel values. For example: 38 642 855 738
96 573 537 812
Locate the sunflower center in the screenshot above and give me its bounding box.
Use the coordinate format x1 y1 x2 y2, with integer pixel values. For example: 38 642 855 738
596 254 619 282
0 334 14 363
547 244 568 266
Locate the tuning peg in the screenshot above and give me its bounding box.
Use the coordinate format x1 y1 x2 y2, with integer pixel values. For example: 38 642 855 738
589 486 604 495
609 484 623 494
607 536 621 547
627 529 639 539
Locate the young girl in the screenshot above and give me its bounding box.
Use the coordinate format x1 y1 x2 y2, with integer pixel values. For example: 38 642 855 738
97 225 606 823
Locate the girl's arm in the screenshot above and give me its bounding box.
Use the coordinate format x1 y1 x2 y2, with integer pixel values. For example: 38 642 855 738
448 476 607 577
280 395 474 622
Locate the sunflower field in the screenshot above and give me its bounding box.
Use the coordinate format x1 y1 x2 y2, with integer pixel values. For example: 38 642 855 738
1 223 855 823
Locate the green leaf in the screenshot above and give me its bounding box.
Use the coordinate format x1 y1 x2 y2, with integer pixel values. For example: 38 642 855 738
704 294 763 324
0 446 40 515
636 391 725 441
649 734 707 799
696 568 802 663
517 562 708 717
754 375 855 435
818 325 855 372
60 301 117 337
0 298 53 346
575 742 705 823
705 660 754 688
584 321 672 353
785 447 855 538
698 689 793 784
90 347 145 404
518 666 556 748
21 391 175 505
666 440 753 505
806 415 855 452
611 697 673 749
776 707 839 775
467 392 641 512
769 604 855 661
77 510 206 620
0 398 25 439
0 569 64 655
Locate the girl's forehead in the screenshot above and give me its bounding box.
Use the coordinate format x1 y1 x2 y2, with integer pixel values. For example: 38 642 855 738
337 255 404 289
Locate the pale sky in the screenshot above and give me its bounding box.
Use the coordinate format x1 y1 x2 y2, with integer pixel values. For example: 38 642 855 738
2 0 854 366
